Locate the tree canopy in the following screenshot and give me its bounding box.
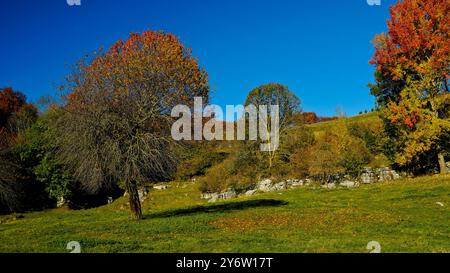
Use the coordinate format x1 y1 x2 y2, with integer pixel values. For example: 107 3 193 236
369 0 450 173
55 31 210 219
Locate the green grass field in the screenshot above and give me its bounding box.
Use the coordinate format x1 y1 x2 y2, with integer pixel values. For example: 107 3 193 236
1 174 449 253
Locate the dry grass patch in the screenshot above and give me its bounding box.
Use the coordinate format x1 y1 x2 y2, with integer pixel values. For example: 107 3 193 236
210 208 403 233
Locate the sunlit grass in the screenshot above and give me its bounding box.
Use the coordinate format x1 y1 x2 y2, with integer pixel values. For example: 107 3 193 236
0 175 449 253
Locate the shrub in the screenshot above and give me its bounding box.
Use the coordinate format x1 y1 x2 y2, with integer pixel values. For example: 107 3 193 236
199 146 260 193
16 112 74 204
176 147 227 180
347 118 386 154
33 155 72 202
307 122 372 181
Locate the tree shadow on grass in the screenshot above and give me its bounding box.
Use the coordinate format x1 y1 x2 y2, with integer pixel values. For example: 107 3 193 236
145 199 288 219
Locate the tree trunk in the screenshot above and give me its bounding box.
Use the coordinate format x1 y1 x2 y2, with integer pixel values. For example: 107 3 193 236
437 152 448 174
126 180 143 220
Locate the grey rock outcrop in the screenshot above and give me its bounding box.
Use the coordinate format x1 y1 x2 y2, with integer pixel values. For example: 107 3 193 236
360 167 401 184
245 189 257 196
201 167 402 202
340 180 357 188
256 179 274 192
153 184 169 190
203 189 237 203
322 183 336 189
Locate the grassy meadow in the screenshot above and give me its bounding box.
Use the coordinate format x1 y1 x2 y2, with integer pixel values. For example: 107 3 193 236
1 174 449 253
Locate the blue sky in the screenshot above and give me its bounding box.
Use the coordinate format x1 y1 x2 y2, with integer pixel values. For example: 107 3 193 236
0 0 396 117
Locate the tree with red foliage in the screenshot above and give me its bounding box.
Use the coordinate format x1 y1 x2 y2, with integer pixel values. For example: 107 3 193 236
0 87 37 147
294 112 337 125
0 87 26 127
370 0 450 173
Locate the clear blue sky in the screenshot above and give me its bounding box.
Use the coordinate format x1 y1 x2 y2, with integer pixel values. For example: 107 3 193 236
0 0 396 117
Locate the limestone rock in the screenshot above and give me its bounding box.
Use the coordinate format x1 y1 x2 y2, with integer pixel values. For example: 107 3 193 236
220 189 237 200
201 192 215 200
245 189 257 196
257 179 273 192
203 189 236 203
153 184 169 190
207 193 219 203
340 180 357 188
290 179 304 187
322 183 336 189
272 182 287 191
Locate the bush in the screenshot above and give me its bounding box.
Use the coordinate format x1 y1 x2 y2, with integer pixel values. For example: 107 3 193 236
176 148 227 180
0 148 50 214
16 112 74 204
283 126 316 178
198 157 234 193
0 150 24 213
306 122 372 181
199 145 261 193
33 155 72 202
347 118 386 154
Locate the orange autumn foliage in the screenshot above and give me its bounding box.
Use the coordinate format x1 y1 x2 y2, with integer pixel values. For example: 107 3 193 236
370 0 449 80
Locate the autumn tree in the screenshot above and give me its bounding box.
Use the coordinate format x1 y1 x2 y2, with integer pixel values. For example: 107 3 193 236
55 31 209 219
244 83 301 169
0 87 39 212
0 87 38 148
370 0 450 174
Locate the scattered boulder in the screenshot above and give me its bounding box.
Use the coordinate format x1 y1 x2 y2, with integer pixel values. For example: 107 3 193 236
256 179 273 192
360 167 401 184
322 183 336 189
201 192 215 200
288 179 304 187
153 184 169 190
220 189 237 200
272 182 288 191
245 189 257 196
340 180 357 188
305 178 312 185
361 167 377 184
204 189 237 203
208 193 220 203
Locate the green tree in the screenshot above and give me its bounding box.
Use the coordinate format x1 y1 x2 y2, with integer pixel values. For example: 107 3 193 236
17 111 73 205
244 83 302 169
